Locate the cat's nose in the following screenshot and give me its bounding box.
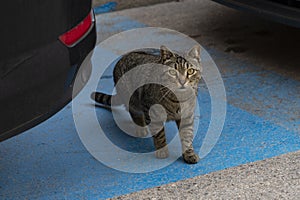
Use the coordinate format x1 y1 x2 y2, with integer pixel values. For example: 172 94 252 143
178 74 187 88
179 78 186 87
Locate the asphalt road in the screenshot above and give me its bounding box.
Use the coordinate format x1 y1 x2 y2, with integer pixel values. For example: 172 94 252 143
93 0 176 11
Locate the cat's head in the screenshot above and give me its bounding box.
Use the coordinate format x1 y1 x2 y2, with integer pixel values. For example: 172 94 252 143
160 45 202 92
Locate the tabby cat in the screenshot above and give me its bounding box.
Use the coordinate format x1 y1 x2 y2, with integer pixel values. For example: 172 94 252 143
91 45 202 164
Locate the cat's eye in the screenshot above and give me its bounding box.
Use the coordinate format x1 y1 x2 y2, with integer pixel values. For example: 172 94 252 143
169 69 177 76
187 68 195 75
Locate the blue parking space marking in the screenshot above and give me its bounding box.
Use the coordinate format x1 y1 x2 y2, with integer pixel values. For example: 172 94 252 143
208 49 300 133
96 15 146 41
1 16 299 199
1 93 298 199
93 2 118 15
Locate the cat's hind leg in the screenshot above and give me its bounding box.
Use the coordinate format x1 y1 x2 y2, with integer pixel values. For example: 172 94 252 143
129 110 149 138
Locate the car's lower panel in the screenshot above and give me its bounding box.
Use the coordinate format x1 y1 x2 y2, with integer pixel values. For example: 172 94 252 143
0 25 96 141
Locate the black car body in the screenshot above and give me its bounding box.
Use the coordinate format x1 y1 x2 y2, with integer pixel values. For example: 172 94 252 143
0 1 96 141
212 0 300 28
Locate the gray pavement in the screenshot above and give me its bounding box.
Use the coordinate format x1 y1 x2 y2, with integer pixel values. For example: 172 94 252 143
93 0 176 11
99 0 300 81
95 0 300 199
111 151 300 200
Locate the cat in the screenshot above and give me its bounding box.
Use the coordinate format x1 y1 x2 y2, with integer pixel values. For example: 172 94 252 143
91 45 202 164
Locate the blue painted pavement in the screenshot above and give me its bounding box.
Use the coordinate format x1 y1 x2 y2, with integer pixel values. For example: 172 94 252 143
94 2 117 15
0 15 299 199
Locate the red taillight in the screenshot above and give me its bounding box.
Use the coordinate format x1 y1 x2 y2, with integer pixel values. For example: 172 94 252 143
59 11 94 47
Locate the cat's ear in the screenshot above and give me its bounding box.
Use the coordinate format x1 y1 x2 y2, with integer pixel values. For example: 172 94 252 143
160 45 175 61
188 45 201 62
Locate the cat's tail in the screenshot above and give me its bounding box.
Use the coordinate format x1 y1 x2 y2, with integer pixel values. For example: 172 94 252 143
91 92 113 107
91 92 123 108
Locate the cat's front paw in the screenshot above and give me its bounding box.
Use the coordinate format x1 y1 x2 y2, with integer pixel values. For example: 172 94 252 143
155 147 169 159
183 151 200 164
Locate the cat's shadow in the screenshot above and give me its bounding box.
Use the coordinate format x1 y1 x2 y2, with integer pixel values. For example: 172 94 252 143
85 103 179 154
86 103 154 153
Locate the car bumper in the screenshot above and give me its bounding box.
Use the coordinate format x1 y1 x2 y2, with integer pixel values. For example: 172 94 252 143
0 23 96 141
212 0 300 28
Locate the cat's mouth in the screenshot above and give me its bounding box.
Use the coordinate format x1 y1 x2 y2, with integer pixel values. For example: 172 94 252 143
173 87 194 101
177 85 192 91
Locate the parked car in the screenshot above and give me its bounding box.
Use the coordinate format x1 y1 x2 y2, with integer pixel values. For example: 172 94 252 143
0 1 96 141
212 0 300 28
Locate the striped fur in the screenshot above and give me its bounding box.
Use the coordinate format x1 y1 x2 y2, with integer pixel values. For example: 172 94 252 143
91 92 112 106
91 45 202 164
